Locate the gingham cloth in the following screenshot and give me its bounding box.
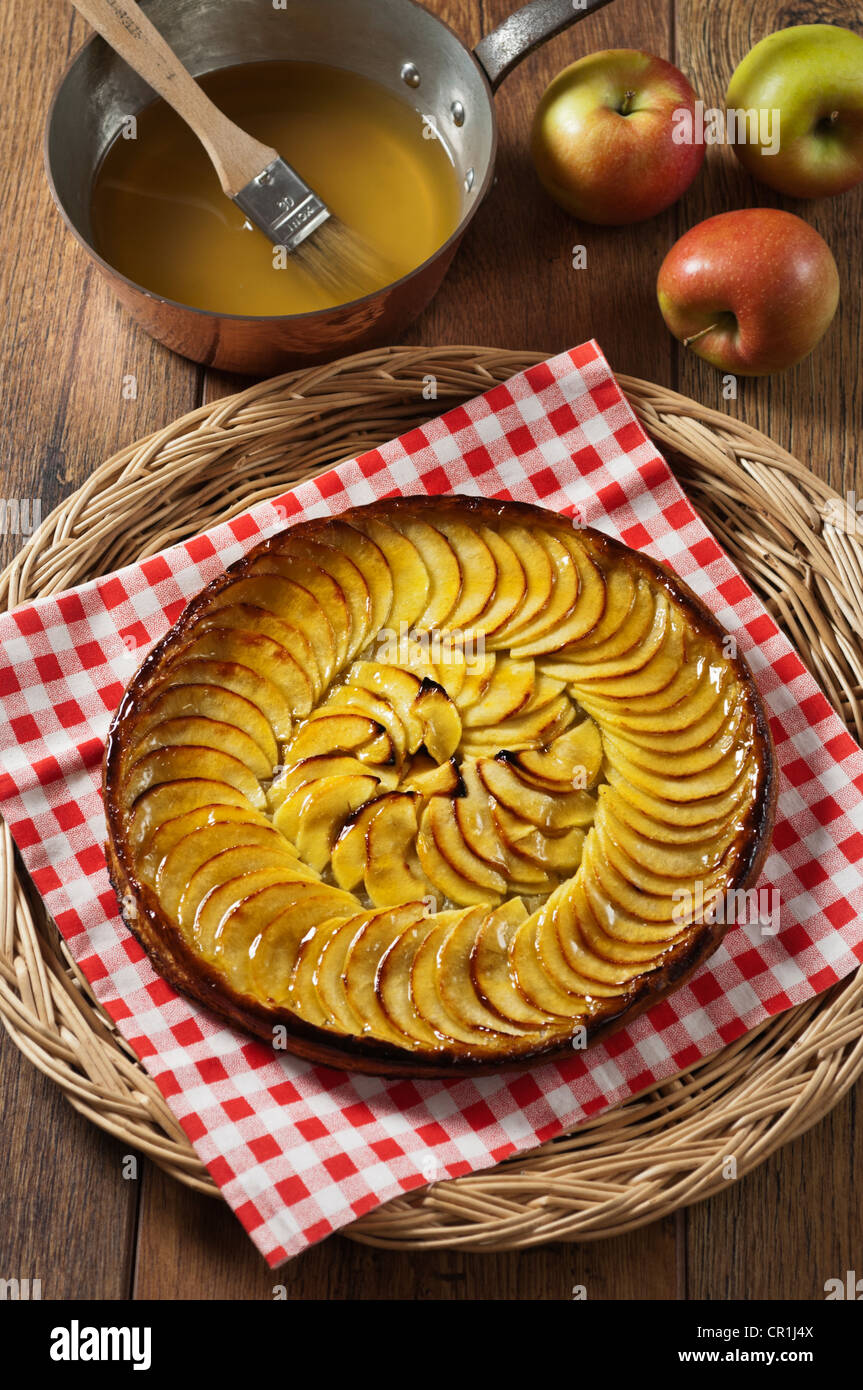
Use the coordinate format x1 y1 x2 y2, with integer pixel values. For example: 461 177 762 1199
1 340 862 1266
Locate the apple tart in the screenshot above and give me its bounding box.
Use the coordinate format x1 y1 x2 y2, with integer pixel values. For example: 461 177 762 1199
104 497 776 1075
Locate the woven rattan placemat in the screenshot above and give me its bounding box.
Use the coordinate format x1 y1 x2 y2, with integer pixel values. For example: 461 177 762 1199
2 345 861 1251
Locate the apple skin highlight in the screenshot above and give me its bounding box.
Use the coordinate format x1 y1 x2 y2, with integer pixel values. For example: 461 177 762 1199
531 49 706 226
656 208 840 375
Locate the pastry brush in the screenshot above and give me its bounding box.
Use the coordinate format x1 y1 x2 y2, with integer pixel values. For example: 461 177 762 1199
68 0 393 299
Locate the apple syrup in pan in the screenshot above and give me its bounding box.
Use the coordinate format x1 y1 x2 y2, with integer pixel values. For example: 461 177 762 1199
104 497 776 1075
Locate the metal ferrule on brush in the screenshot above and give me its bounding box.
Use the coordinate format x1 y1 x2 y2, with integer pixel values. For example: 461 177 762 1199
233 157 330 250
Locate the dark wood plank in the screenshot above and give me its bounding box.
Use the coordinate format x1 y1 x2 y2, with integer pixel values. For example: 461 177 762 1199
673 0 863 1296
134 1161 678 1299
0 1027 138 1301
673 0 863 491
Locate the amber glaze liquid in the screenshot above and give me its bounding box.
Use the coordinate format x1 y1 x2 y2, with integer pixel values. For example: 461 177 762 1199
90 61 462 315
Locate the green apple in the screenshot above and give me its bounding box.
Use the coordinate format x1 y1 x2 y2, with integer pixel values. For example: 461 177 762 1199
657 209 840 375
727 24 863 197
531 50 705 226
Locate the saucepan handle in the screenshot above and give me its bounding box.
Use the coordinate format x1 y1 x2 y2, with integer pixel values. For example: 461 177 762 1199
475 0 616 92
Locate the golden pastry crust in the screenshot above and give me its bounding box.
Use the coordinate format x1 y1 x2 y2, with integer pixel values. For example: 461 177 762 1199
104 496 776 1076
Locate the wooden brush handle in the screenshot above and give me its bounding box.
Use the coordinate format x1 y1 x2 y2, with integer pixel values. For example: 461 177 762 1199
68 0 279 195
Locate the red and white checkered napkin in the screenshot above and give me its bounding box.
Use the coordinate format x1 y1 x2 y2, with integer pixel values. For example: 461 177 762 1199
1 341 862 1265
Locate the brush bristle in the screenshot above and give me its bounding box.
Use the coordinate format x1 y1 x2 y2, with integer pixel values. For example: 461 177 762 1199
290 217 396 300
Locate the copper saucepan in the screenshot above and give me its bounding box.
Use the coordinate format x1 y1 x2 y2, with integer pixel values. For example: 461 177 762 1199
45 0 613 375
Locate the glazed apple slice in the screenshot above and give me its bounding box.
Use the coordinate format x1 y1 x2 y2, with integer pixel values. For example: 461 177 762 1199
329 794 390 890
604 736 751 803
487 525 554 644
151 654 294 743
347 662 425 750
286 713 393 766
138 803 263 885
585 832 717 934
568 592 669 682
278 537 372 661
283 914 361 1025
599 815 726 899
478 756 595 831
180 627 315 716
509 909 593 1018
535 889 634 996
573 606 687 702
377 912 454 1049
471 691 574 753
435 906 528 1036
462 657 535 728
470 901 559 1028
391 516 461 630
472 526 526 635
354 516 430 630
344 902 429 1047
127 780 250 857
453 760 508 872
252 554 351 669
129 715 272 783
413 679 462 762
275 773 381 870
240 889 357 1002
614 683 735 751
553 878 659 983
314 912 371 1032
136 683 278 768
364 793 433 907
578 657 706 731
191 603 320 704
552 565 636 657
433 518 497 630
601 782 742 846
411 910 504 1046
543 576 652 676
322 686 409 764
421 797 507 898
503 531 577 645
187 864 312 954
488 804 557 889
510 533 606 656
268 753 395 812
155 820 297 918
206 574 335 685
512 718 603 791
121 745 265 811
452 651 496 711
605 757 759 829
602 796 736 878
316 522 393 634
605 705 746 777
401 756 460 799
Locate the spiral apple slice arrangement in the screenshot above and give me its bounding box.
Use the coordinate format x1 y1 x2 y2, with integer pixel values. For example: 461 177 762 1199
104 498 775 1074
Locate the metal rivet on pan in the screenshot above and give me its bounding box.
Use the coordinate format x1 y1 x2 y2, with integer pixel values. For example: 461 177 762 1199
451 100 465 127
401 62 421 88
464 167 475 192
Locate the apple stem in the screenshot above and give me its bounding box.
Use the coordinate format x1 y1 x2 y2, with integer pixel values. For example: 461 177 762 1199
683 323 720 347
619 89 636 116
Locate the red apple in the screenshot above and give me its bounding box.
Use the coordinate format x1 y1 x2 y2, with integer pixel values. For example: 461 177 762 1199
656 209 839 375
531 50 705 225
727 25 863 199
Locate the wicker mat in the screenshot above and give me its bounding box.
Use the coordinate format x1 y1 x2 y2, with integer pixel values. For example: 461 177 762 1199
2 345 862 1251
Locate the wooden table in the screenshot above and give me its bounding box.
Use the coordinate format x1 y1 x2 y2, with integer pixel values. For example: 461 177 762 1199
1 0 860 1300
